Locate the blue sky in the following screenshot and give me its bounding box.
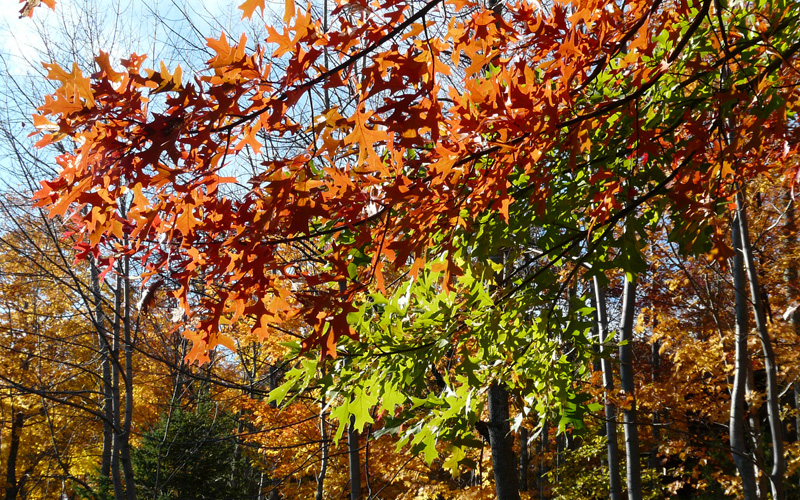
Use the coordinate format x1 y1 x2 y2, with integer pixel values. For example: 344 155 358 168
0 0 285 190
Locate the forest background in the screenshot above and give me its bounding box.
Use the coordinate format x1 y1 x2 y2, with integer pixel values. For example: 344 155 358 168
2 0 800 499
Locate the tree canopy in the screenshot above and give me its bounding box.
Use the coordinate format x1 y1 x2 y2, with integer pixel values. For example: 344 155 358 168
7 0 800 497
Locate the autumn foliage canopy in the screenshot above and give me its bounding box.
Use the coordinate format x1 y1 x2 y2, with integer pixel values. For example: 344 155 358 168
9 0 800 496
28 0 800 365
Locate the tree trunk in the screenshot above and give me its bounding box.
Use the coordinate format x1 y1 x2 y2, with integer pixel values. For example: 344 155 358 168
519 426 529 491
648 333 662 492
619 272 642 500
269 364 281 500
730 213 758 500
233 342 258 492
746 365 769 498
4 409 24 500
92 258 113 479
649 340 660 473
538 420 549 500
784 193 800 492
736 189 786 500
111 273 125 500
316 392 329 500
488 382 521 500
348 416 362 500
120 256 137 500
554 433 563 486
593 278 623 500
795 383 800 490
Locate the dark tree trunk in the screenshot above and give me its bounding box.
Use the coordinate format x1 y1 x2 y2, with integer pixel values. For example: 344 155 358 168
91 258 113 479
269 364 281 500
746 366 769 498
342 276 361 500
647 319 662 495
120 257 137 500
538 420 549 500
316 366 329 500
111 273 124 500
4 409 24 500
488 382 521 500
796 381 800 493
348 416 361 500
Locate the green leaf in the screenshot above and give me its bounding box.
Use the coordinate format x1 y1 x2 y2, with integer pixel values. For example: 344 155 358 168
442 445 466 475
267 378 293 406
381 382 405 413
350 386 378 432
329 402 350 443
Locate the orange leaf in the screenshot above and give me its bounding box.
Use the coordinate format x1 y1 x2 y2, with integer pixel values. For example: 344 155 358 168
284 0 295 23
343 108 389 175
175 206 199 236
499 197 511 223
43 62 96 108
238 0 264 19
94 51 124 82
145 61 183 93
129 183 150 211
32 114 58 133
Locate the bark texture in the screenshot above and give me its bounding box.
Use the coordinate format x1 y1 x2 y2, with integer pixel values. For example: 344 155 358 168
488 382 521 500
348 416 362 500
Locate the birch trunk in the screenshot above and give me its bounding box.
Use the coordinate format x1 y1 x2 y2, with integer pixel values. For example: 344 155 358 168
730 213 758 500
736 190 785 499
619 272 642 500
593 278 623 500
